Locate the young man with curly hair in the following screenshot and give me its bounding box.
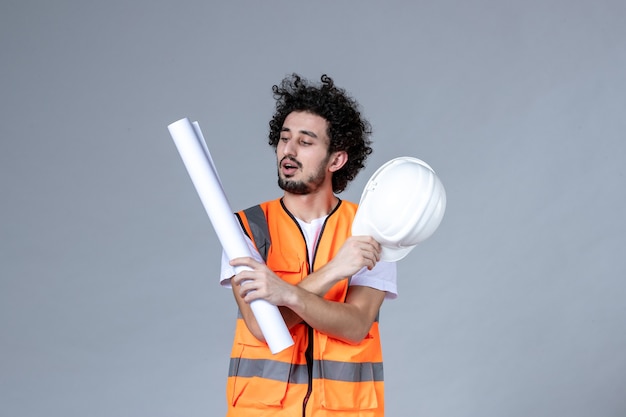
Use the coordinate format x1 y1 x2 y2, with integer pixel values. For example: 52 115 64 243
221 74 397 416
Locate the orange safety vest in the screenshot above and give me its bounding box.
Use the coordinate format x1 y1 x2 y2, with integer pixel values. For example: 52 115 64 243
226 198 385 417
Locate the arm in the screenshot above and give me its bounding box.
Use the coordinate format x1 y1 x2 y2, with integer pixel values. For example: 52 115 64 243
231 236 384 344
231 260 342 336
281 283 385 344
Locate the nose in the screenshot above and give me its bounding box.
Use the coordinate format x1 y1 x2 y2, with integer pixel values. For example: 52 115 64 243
281 137 297 157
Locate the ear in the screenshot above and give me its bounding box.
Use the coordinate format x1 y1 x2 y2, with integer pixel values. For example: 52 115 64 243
328 151 348 172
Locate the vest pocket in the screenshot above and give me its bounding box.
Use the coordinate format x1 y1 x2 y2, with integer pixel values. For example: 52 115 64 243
321 378 379 411
229 334 295 408
318 334 381 411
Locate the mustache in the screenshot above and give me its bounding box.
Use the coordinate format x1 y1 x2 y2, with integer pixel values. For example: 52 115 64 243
280 156 302 169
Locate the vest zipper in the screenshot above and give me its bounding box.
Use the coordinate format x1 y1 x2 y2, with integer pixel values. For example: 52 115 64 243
302 324 314 417
280 198 342 417
301 216 332 417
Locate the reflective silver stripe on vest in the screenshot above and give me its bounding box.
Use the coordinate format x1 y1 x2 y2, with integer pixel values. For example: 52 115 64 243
229 357 383 383
317 359 383 382
242 205 271 261
229 358 309 383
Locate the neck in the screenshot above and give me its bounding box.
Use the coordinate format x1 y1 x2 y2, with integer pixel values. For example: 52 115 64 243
282 188 339 223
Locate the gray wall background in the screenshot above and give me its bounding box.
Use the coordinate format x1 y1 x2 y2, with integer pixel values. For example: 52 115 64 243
1 1 625 416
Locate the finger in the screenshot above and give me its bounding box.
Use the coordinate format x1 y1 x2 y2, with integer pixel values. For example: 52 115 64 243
229 256 252 266
356 240 381 261
365 253 377 270
364 239 382 260
362 246 380 268
372 245 381 262
229 256 259 268
354 235 382 253
240 282 259 299
243 285 267 303
232 271 255 286
364 236 382 253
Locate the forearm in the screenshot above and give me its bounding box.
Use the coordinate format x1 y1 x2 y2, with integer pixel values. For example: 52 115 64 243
232 285 266 341
284 285 385 344
280 265 349 328
229 252 382 344
298 262 349 295
232 273 339 340
234 280 382 344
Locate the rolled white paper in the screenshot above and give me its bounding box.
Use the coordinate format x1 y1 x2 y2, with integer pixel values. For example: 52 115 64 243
168 117 294 354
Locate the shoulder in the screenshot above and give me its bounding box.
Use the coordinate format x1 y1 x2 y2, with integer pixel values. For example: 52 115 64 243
237 198 281 217
337 199 358 216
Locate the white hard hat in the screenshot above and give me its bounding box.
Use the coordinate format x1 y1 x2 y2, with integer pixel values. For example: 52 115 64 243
352 157 446 262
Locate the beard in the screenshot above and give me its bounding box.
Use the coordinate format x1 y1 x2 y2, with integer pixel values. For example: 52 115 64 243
277 155 329 195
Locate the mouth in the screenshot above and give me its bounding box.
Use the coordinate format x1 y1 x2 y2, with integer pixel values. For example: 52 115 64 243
280 157 301 176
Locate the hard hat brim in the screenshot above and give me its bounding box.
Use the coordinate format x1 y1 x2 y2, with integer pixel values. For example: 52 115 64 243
352 208 417 262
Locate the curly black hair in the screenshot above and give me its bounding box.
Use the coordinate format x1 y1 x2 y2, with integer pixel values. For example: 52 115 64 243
268 73 373 193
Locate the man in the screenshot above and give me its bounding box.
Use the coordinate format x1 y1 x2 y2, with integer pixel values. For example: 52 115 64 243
221 74 397 416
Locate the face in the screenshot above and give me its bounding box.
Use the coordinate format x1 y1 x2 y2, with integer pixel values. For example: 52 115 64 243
276 111 333 195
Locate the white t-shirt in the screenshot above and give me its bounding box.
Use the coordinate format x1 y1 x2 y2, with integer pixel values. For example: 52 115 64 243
220 215 398 299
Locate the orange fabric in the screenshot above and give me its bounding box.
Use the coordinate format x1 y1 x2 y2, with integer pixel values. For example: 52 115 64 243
226 198 385 416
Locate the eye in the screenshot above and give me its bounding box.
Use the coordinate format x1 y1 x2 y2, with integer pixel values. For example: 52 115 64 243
300 139 312 146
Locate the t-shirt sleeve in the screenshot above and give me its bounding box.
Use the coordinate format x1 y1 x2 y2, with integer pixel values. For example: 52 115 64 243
350 261 398 299
220 235 264 288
